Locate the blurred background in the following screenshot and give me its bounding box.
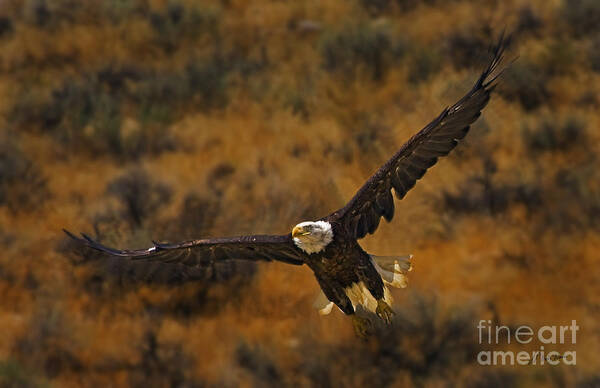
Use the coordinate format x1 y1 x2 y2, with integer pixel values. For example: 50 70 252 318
1 0 599 386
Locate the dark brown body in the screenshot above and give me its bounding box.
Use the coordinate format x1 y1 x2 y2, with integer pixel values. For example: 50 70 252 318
302 220 384 315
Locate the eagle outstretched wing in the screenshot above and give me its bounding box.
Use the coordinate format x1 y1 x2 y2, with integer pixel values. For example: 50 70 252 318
63 230 305 266
328 33 510 239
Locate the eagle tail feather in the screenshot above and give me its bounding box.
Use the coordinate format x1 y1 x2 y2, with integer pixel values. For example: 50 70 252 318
313 291 335 315
369 254 413 288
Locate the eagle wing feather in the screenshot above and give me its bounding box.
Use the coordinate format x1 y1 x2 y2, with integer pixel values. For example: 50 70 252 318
63 229 305 266
328 33 510 239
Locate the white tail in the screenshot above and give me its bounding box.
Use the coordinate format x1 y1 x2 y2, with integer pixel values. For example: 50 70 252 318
313 289 334 315
369 254 413 289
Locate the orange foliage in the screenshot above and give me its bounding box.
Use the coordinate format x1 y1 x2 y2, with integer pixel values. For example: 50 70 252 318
0 0 599 386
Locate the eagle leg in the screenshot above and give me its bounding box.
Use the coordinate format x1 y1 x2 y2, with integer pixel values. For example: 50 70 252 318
352 314 372 338
376 299 395 325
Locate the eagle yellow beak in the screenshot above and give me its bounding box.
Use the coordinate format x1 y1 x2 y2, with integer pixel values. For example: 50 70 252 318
292 226 311 237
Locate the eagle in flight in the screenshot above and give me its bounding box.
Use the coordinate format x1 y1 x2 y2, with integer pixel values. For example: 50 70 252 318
66 34 509 337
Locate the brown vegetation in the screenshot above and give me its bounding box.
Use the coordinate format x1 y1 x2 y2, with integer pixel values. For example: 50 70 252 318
1 0 599 386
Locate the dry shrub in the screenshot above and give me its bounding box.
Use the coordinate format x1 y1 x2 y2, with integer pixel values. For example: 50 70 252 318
11 58 232 159
407 45 442 84
440 132 599 236
0 133 48 212
440 157 542 216
497 61 551 111
515 7 543 38
2 0 599 386
12 303 82 381
444 31 491 70
523 116 587 153
292 294 480 387
577 375 600 388
60 168 258 318
358 0 393 16
465 370 517 388
359 0 444 15
0 16 13 37
539 39 579 76
106 168 172 227
221 294 482 387
148 3 220 53
236 342 283 388
171 192 221 238
589 34 600 73
320 23 396 81
126 331 203 388
0 359 47 388
547 162 600 233
561 0 600 38
6 1 228 161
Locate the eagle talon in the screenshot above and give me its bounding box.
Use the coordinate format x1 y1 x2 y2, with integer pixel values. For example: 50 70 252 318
376 300 395 325
352 315 372 338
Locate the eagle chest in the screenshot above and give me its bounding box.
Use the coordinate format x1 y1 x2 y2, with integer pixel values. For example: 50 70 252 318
307 245 360 285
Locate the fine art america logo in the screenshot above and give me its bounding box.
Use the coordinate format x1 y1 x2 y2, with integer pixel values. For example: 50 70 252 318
477 320 578 366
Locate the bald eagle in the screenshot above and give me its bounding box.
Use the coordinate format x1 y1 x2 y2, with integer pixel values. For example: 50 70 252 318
65 34 509 337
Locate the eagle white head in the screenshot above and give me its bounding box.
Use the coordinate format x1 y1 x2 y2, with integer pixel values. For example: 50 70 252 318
291 221 333 254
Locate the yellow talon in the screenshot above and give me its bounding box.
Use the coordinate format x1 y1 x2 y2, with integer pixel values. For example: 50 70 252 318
376 300 395 325
352 315 372 338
